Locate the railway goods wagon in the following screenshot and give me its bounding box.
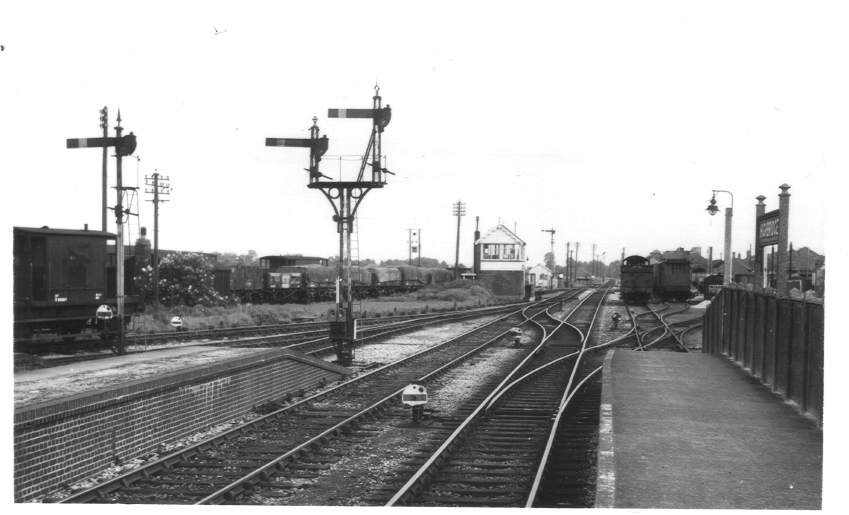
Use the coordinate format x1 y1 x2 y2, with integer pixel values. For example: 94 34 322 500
13 226 139 342
619 255 653 303
653 258 693 301
367 266 402 296
427 267 455 285
398 265 430 288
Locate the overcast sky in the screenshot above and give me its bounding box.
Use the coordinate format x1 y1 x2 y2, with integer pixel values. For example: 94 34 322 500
1 1 843 268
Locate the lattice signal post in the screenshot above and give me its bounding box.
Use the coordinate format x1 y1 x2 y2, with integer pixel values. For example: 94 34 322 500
266 87 392 365
67 110 138 354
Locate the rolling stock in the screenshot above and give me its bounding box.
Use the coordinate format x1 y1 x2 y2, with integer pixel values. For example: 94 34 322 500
620 254 693 303
13 226 140 344
214 261 457 304
619 255 653 303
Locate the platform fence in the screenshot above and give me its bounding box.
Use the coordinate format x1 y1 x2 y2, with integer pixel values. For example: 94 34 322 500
703 286 823 425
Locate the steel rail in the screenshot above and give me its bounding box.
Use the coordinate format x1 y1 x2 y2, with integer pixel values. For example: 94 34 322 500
385 289 605 506
195 297 569 503
59 295 569 504
524 365 603 507
195 302 556 504
57 303 532 503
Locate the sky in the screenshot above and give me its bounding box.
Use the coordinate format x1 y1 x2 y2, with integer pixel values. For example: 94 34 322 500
1 1 843 270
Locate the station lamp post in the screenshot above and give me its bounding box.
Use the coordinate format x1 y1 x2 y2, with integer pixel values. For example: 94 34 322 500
706 189 734 286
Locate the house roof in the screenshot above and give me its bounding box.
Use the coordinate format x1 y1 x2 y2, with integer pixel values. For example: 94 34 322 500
475 224 526 245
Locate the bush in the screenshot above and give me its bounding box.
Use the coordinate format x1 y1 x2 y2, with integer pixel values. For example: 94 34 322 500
135 253 225 307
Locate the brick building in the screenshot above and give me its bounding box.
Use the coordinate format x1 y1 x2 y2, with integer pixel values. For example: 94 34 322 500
472 224 527 297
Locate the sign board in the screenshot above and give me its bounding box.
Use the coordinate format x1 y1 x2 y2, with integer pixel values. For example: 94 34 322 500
757 210 780 247
170 316 183 328
401 384 428 406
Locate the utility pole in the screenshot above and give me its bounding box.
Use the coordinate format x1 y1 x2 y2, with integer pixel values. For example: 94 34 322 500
591 243 597 278
453 201 466 279
407 229 421 265
266 86 391 366
601 251 606 282
100 106 108 231
145 170 170 305
565 241 571 288
574 242 580 284
541 227 555 288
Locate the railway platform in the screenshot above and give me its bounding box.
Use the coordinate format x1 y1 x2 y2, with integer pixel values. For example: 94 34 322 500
595 349 822 510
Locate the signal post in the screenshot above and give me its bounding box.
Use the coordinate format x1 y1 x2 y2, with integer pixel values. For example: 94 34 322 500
267 87 392 365
67 110 138 354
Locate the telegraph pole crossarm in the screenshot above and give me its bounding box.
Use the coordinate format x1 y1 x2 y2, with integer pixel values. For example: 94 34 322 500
266 87 392 366
67 110 138 355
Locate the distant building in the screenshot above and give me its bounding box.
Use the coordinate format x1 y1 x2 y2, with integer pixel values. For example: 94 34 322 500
527 264 553 289
472 223 526 296
689 246 702 258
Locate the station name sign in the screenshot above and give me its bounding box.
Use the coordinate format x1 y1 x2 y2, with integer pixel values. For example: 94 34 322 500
757 210 780 247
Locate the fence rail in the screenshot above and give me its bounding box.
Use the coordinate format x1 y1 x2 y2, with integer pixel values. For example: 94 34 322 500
703 286 823 425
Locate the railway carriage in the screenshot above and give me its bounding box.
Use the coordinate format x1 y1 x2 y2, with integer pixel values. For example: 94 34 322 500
653 258 692 301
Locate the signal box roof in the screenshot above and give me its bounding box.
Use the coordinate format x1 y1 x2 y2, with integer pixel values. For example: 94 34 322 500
475 224 526 246
14 226 116 238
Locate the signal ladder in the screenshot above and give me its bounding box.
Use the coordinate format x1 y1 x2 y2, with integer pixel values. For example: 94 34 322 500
351 217 363 317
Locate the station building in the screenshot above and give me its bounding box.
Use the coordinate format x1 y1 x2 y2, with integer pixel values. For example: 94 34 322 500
472 223 526 297
527 263 553 289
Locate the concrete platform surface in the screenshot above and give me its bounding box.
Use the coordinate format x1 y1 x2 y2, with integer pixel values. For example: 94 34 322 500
14 345 320 407
596 349 822 510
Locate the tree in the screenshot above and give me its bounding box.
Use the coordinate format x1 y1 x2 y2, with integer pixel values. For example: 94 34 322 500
544 251 555 272
136 253 223 306
380 257 446 268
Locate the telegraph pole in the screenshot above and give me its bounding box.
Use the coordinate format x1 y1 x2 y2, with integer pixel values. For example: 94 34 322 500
453 201 466 278
266 87 392 366
100 106 108 231
407 229 421 265
565 242 571 287
541 228 555 288
601 251 606 282
145 170 170 305
592 243 597 278
574 242 580 284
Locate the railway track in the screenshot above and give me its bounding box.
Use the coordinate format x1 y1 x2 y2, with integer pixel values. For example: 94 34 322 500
57 293 574 504
23 303 530 370
16 302 526 355
385 289 608 507
625 302 688 351
525 290 640 508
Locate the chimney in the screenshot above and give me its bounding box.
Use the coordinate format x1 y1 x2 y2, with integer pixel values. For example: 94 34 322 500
84 223 88 231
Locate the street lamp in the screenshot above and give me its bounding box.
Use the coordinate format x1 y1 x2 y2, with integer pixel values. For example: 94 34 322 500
706 189 734 286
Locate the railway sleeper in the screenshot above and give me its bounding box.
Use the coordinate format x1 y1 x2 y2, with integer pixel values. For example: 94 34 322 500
446 460 535 469
420 493 522 505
